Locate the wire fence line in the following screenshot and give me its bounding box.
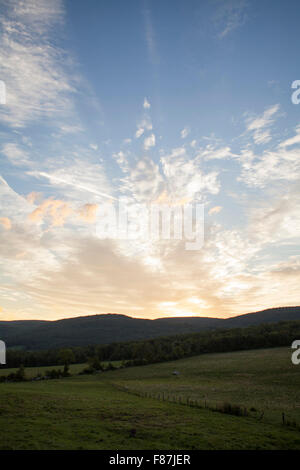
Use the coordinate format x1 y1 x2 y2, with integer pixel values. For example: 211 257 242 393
107 380 299 430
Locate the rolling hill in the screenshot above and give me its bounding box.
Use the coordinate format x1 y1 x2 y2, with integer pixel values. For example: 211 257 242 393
0 306 300 350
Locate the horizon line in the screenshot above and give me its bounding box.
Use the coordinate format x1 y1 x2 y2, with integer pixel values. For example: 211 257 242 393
1 305 299 323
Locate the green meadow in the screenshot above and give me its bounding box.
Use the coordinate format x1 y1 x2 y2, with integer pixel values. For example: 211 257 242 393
108 347 300 427
0 347 300 449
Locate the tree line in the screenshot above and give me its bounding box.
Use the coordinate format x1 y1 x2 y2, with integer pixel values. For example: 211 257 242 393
2 319 300 370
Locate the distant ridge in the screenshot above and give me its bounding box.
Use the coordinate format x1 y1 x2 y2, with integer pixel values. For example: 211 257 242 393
0 306 300 350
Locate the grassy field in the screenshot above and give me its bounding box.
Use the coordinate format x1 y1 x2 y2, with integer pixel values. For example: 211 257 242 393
107 347 300 427
0 347 300 449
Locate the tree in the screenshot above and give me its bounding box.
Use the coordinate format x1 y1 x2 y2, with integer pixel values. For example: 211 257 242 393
58 349 75 367
15 364 26 381
88 355 104 371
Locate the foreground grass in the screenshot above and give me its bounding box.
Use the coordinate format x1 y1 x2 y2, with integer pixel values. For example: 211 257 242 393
0 347 300 449
1 374 300 449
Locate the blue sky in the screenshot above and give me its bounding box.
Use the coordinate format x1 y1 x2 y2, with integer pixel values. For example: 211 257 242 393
0 0 300 320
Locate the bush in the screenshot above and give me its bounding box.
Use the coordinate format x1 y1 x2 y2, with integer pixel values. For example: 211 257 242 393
79 367 95 375
47 369 63 379
87 356 104 371
217 402 247 417
0 365 27 382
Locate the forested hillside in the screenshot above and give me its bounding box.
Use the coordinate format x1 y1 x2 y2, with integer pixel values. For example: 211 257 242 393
1 306 300 350
4 319 300 369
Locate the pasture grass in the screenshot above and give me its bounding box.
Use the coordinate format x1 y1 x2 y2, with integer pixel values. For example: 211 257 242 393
0 347 300 449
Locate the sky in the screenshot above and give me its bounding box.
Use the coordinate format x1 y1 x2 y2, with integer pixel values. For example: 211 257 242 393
0 0 300 321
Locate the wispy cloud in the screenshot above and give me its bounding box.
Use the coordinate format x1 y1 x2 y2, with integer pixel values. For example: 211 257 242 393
0 0 78 128
278 125 300 148
142 0 159 66
135 117 153 139
209 206 222 215
237 126 300 187
215 0 249 39
160 147 220 202
245 104 280 144
144 133 156 150
143 97 151 109
113 151 130 173
28 161 116 202
0 217 12 230
77 203 98 223
201 145 237 160
1 142 30 166
181 127 190 139
28 197 73 227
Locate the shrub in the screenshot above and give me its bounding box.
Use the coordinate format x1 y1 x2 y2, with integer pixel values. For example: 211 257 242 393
217 402 247 417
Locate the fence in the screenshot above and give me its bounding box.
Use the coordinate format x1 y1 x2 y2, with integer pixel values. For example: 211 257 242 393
108 381 298 428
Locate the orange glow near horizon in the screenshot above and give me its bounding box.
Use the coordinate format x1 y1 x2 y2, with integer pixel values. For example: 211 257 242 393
1 302 298 322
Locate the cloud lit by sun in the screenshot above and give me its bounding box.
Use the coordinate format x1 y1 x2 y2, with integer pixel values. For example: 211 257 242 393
0 0 299 321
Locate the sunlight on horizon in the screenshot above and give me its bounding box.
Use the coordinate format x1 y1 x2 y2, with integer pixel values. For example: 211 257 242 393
0 0 299 321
